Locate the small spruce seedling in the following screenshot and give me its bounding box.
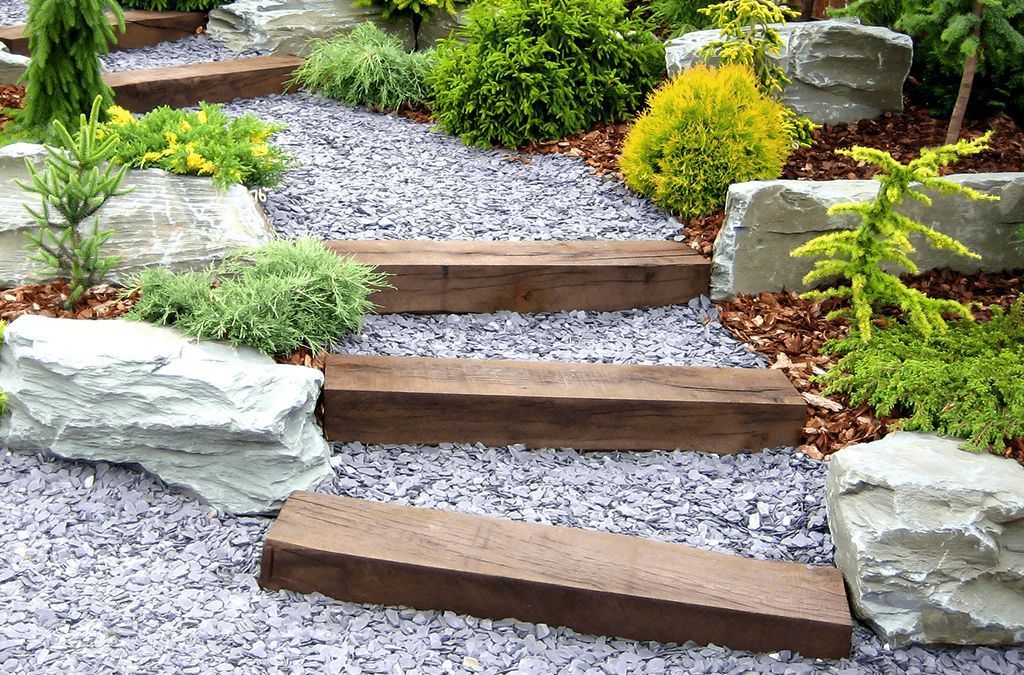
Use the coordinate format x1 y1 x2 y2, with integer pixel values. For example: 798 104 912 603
20 97 132 310
791 132 998 341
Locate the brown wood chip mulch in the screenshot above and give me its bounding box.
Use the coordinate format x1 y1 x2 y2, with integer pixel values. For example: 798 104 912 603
715 268 1024 463
0 280 137 323
0 84 25 131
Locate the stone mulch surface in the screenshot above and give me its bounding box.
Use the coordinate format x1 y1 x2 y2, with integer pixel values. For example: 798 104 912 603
716 268 1024 463
0 83 25 131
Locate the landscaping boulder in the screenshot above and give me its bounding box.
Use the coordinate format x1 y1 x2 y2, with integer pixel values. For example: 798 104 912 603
710 173 1024 300
827 432 1024 646
0 316 333 514
0 43 29 85
666 20 913 124
208 0 416 55
416 2 470 50
0 143 275 289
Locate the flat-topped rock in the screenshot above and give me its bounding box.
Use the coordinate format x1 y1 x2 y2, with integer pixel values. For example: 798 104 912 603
0 316 332 514
0 143 275 289
0 42 29 85
827 432 1024 646
710 173 1024 299
666 20 912 124
208 0 415 56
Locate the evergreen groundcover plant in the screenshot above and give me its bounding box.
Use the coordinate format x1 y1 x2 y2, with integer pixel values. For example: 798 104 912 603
820 298 1024 454
3 0 123 144
790 133 997 341
126 239 389 357
428 0 665 148
117 0 229 10
649 0 717 36
291 23 434 111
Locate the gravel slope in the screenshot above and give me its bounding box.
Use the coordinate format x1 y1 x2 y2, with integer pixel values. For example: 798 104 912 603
0 0 24 26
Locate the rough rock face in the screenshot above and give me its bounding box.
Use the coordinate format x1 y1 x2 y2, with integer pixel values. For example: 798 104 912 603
416 2 469 50
0 43 29 85
0 316 333 514
0 143 275 289
666 20 913 124
827 433 1024 646
208 0 415 55
710 173 1024 299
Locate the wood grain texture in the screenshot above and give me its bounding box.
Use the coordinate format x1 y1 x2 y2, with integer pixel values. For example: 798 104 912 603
260 492 853 658
327 240 710 313
323 355 806 453
0 11 207 55
104 56 302 112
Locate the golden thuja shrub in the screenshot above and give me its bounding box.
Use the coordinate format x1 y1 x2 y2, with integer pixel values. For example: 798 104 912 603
620 63 791 219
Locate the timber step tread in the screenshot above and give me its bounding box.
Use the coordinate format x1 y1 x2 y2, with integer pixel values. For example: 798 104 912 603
322 355 806 453
328 239 711 313
259 492 853 658
104 55 303 113
0 11 207 55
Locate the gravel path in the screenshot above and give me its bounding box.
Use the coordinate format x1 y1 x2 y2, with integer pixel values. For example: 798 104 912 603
100 35 260 73
221 93 679 242
0 0 24 26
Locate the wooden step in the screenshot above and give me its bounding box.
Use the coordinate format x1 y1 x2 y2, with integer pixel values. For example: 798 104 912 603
0 11 207 55
104 56 302 113
323 355 805 453
260 492 853 658
328 240 710 313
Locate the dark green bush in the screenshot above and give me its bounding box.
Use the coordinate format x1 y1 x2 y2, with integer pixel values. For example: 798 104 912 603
428 0 665 148
837 0 1024 122
821 298 1024 454
649 0 716 36
354 0 456 22
117 0 229 10
126 239 389 356
291 23 434 110
620 63 791 219
3 0 123 144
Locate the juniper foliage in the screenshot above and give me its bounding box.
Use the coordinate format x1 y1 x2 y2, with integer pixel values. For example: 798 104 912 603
3 0 124 144
117 0 227 9
821 298 1024 453
126 238 389 356
790 133 997 341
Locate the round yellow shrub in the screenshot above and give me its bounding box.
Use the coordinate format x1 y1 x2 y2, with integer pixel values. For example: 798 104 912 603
620 63 792 219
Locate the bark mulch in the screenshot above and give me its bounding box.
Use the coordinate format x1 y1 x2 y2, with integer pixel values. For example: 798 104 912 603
0 280 137 323
0 84 25 131
715 268 1024 463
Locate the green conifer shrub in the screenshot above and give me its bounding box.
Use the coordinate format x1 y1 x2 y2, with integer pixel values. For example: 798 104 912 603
355 0 456 22
428 0 665 148
620 63 791 218
20 97 131 311
820 298 1024 453
291 23 434 110
102 102 290 189
790 133 997 341
117 0 228 9
697 0 816 147
126 238 389 356
649 0 717 36
837 0 1024 123
3 0 124 144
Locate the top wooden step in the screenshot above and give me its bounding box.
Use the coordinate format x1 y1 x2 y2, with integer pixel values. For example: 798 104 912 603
328 240 711 313
0 11 207 55
105 55 303 112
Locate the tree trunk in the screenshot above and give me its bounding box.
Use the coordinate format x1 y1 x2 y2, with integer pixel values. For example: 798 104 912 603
946 1 986 144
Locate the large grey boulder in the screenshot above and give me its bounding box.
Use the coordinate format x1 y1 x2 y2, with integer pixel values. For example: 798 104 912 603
0 143 275 289
827 432 1024 646
666 20 913 124
710 173 1024 300
0 43 29 85
416 2 470 50
208 0 415 56
0 316 333 514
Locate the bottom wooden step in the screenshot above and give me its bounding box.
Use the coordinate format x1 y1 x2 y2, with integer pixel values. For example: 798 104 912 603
259 493 853 658
323 355 806 453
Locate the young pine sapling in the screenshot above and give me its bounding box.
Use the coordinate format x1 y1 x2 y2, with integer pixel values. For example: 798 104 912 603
20 97 132 310
790 132 998 341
